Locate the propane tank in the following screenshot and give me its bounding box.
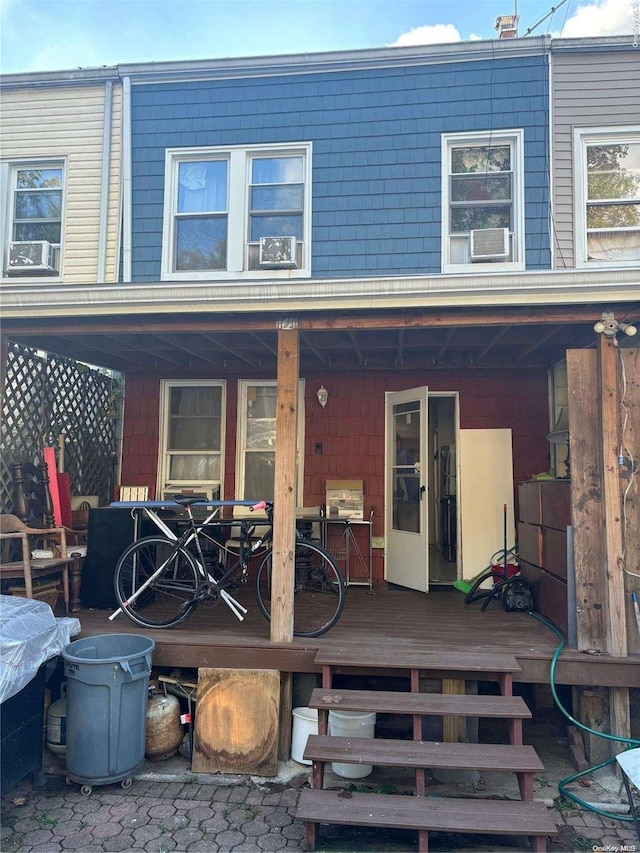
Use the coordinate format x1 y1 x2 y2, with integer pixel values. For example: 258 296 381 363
46 683 67 755
145 689 183 761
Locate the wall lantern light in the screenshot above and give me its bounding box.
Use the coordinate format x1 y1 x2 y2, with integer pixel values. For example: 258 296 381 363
316 385 328 408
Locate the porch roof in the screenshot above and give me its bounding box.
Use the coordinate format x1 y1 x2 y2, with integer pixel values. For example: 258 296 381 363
2 268 639 374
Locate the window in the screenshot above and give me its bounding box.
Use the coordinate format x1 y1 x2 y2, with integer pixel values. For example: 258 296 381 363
162 143 311 280
441 130 524 273
236 380 305 501
575 128 640 266
3 161 64 277
158 381 226 500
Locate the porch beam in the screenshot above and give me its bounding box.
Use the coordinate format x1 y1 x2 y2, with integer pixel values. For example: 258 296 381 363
6 305 636 338
270 325 300 644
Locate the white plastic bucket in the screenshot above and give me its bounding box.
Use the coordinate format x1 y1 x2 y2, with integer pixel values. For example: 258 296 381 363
291 707 318 764
328 709 377 779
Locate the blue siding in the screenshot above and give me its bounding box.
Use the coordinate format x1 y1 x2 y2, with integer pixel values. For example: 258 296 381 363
130 54 551 281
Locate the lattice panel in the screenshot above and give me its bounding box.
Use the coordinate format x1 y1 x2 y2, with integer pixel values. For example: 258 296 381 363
1 343 122 513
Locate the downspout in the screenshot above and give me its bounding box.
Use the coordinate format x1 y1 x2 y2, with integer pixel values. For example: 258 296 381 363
547 42 555 271
121 76 132 282
97 80 113 283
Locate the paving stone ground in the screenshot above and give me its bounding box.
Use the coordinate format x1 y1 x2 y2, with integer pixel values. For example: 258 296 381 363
1 766 638 853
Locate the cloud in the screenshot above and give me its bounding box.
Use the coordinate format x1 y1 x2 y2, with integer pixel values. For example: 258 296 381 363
389 23 462 47
560 0 633 37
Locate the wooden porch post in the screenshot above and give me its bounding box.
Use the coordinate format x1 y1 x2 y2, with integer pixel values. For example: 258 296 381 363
597 334 630 748
568 349 605 650
569 342 632 754
621 349 639 657
270 321 300 644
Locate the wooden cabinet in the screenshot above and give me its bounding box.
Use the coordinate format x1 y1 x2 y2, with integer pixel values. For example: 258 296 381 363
517 480 570 632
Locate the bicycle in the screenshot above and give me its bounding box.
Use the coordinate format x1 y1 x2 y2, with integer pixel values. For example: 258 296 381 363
109 498 345 637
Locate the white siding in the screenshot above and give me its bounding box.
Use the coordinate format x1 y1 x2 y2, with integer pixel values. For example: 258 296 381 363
0 83 122 283
551 49 640 269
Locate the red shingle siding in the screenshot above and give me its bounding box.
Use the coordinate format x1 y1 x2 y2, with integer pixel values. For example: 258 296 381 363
120 368 549 573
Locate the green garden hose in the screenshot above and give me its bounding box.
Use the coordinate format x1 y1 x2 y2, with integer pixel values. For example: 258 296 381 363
528 610 639 823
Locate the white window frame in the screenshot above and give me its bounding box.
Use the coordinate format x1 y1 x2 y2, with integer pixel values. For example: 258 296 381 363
157 380 226 500
236 379 305 501
574 126 640 269
441 129 525 274
1 158 66 281
161 142 312 281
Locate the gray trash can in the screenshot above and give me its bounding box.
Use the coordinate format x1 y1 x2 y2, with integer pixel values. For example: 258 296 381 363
63 633 154 793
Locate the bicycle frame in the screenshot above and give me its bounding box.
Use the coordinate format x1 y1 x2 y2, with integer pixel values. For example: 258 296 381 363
109 501 272 623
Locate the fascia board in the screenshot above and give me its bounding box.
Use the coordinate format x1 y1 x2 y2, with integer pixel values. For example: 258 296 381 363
1 269 638 318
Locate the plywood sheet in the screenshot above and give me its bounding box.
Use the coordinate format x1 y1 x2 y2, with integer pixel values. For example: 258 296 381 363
192 668 280 776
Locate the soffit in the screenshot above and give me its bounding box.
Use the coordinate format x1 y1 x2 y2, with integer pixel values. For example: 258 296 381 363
4 304 638 374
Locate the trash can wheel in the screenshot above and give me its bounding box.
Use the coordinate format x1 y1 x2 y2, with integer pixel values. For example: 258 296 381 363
121 777 133 790
80 785 92 796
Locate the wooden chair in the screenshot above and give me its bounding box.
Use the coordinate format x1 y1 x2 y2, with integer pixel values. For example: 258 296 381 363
12 460 88 545
11 458 88 611
0 514 72 613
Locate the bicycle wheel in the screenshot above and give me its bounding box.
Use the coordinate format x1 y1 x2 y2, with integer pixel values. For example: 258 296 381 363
255 539 345 637
114 536 200 629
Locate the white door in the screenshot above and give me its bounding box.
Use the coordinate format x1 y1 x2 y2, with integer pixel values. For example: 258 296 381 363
458 429 515 581
384 387 429 591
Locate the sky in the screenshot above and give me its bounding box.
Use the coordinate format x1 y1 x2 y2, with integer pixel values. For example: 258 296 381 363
0 0 636 75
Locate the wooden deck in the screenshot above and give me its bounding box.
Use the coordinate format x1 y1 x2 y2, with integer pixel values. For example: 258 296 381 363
74 585 639 687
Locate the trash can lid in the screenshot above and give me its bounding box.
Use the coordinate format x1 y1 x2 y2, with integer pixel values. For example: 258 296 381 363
63 633 155 663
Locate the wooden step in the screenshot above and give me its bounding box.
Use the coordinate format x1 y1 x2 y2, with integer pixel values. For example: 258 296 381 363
315 646 521 696
303 735 544 775
308 687 531 720
315 645 521 676
297 789 557 852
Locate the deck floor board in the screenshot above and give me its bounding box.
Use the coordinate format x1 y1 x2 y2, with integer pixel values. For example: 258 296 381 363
74 586 639 686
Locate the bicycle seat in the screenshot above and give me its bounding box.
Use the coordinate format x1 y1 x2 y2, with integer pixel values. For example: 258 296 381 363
171 496 208 507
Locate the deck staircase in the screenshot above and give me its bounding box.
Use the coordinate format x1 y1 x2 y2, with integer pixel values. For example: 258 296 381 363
295 645 558 852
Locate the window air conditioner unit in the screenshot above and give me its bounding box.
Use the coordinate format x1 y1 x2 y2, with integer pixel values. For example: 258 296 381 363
258 236 297 268
8 240 57 274
469 228 510 262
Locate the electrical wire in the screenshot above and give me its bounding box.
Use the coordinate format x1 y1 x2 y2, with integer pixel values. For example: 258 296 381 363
528 610 640 822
